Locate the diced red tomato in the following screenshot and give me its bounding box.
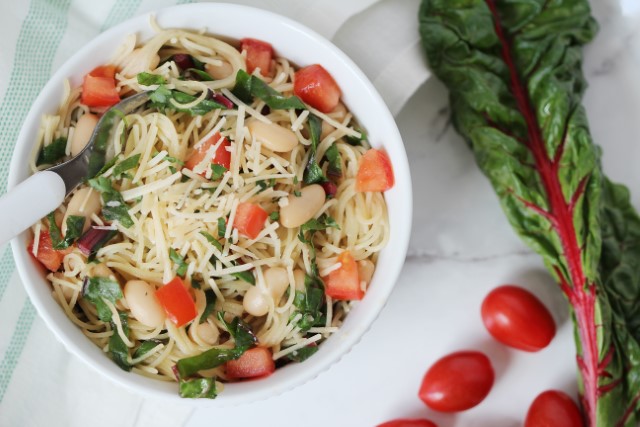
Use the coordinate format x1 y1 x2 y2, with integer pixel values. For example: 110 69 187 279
155 277 197 327
226 347 275 380
240 38 273 75
81 64 120 108
28 230 64 272
323 251 363 301
234 202 268 239
294 64 341 113
356 149 395 192
377 419 438 427
184 132 231 174
88 65 117 79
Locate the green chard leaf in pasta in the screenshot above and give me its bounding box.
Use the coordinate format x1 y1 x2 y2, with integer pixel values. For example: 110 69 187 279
133 340 163 359
256 178 276 192
176 314 257 378
47 212 85 250
232 69 306 110
199 289 217 324
293 214 340 331
231 270 255 286
109 311 132 371
286 343 319 363
112 154 141 177
179 378 217 399
36 137 67 166
210 164 227 181
420 0 640 424
88 177 134 228
303 114 327 185
200 231 223 251
325 143 342 178
82 276 122 322
344 128 367 147
185 68 214 81
96 155 120 177
217 217 226 238
169 248 188 278
293 274 325 332
148 85 228 115
136 72 166 86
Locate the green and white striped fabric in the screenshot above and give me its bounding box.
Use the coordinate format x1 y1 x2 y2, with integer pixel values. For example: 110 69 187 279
0 1 427 424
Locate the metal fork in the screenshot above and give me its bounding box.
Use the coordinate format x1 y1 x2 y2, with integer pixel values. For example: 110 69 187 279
0 92 150 245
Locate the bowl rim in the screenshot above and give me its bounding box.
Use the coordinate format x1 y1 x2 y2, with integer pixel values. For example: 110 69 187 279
8 2 413 406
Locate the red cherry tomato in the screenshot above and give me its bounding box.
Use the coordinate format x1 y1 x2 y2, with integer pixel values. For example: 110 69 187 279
525 390 583 427
226 347 275 380
293 64 341 113
481 285 556 352
418 350 494 412
377 419 438 427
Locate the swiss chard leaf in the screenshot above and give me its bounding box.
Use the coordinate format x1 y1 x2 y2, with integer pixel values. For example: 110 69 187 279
47 212 85 250
298 214 340 244
303 114 327 185
82 276 122 322
217 217 226 238
200 231 223 251
293 274 325 333
112 154 140 177
37 137 67 166
88 177 134 228
133 339 162 359
420 1 640 425
345 129 367 147
179 378 217 399
232 69 306 110
286 344 319 363
325 143 342 178
210 164 227 181
293 214 338 331
199 289 217 324
169 248 188 278
186 68 214 81
149 85 228 115
231 270 255 286
217 312 257 349
137 72 166 86
176 314 256 378
256 178 276 192
109 311 132 371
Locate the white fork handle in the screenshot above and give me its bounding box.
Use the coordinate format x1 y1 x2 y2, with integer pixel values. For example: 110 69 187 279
0 171 66 246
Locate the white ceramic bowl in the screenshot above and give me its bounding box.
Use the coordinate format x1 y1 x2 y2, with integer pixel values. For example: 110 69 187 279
8 3 412 405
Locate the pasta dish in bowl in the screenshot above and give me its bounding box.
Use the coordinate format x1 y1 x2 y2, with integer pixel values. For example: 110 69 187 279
9 3 411 404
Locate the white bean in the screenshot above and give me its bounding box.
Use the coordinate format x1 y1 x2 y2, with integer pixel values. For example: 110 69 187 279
62 187 101 235
70 114 98 157
248 120 298 152
280 184 326 228
124 280 166 328
205 61 233 80
192 322 219 346
357 259 375 285
264 267 289 300
88 263 117 281
243 286 269 317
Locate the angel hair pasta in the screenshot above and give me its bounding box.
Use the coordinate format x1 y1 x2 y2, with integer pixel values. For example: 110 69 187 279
28 22 393 398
